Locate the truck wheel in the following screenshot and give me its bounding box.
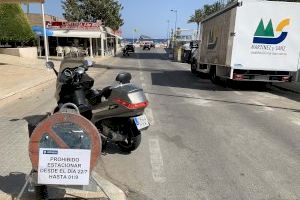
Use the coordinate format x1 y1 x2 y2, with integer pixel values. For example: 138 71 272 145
209 66 220 84
191 61 197 74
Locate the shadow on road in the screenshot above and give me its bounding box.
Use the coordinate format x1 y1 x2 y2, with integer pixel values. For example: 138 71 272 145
0 172 35 199
145 91 300 113
151 70 300 103
268 85 300 103
101 141 131 155
23 114 49 137
119 50 169 61
94 63 167 73
151 70 228 91
0 173 101 199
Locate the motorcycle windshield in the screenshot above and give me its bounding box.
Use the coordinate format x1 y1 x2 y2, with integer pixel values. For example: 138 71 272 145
55 57 86 101
59 57 85 72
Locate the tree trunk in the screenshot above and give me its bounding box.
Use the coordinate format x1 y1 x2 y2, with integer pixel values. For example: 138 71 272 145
196 23 200 38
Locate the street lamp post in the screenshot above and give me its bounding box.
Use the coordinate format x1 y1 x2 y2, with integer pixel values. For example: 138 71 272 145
133 29 137 44
166 20 170 40
170 9 178 37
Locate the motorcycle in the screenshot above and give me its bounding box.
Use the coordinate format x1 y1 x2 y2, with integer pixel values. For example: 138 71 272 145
122 48 130 56
46 58 150 152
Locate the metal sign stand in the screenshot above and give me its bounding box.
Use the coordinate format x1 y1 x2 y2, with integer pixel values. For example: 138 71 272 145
16 170 35 200
16 103 102 199
41 2 49 62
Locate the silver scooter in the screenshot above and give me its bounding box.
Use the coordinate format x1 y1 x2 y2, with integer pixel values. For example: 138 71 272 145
91 72 150 151
47 59 150 152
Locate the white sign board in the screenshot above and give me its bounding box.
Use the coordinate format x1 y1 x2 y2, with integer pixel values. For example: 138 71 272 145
38 148 91 185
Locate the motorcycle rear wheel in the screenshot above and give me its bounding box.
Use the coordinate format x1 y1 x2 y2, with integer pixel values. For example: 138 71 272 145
117 133 141 152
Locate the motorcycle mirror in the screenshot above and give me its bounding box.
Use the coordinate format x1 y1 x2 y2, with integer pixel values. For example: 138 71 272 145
83 59 94 68
116 72 132 84
45 61 54 69
76 67 85 75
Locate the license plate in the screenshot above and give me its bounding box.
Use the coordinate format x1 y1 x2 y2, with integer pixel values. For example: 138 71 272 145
134 115 149 130
256 75 269 80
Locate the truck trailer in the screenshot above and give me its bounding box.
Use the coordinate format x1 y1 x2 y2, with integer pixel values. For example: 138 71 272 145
191 0 300 83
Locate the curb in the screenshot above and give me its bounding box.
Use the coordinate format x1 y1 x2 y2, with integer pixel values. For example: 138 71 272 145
272 84 300 94
92 172 127 200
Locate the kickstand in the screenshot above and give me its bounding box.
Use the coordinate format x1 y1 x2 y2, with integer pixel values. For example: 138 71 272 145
16 169 35 200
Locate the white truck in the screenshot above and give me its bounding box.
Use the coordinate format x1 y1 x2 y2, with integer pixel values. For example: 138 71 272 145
191 0 300 83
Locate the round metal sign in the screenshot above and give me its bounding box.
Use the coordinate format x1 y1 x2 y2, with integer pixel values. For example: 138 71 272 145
29 112 101 171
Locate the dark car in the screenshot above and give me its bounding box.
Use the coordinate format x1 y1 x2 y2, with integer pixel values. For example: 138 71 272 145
143 43 151 50
124 44 135 53
150 43 155 48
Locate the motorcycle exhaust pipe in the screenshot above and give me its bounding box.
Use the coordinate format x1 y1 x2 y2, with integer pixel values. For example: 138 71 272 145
100 126 127 142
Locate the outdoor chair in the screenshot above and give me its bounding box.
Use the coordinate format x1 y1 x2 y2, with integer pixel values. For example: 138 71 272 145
37 46 42 57
56 46 64 58
70 47 79 57
63 46 71 56
80 48 89 57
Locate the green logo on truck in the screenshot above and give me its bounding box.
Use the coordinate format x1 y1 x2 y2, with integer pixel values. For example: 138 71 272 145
253 19 290 44
208 30 218 49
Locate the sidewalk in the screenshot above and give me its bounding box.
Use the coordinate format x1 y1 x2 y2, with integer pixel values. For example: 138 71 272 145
0 54 58 101
272 82 300 94
0 54 113 102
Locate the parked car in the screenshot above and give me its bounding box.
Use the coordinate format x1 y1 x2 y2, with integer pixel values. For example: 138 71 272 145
143 43 151 50
150 43 155 48
124 44 135 53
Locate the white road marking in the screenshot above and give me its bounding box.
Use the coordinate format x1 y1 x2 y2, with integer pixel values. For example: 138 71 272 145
184 98 211 107
137 56 142 68
145 93 154 125
292 120 300 126
233 91 242 96
148 138 166 183
250 100 274 112
257 92 280 99
250 100 264 106
263 106 274 111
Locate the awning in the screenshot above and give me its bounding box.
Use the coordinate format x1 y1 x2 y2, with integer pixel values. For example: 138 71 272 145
105 27 122 39
106 32 122 39
51 30 103 38
32 26 53 36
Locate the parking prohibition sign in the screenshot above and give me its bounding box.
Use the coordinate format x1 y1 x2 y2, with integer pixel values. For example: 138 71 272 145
29 112 101 171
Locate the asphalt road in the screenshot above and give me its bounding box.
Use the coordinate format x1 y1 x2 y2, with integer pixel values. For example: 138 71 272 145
1 48 299 200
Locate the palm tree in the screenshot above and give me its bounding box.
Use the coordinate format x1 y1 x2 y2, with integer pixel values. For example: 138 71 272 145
188 9 204 37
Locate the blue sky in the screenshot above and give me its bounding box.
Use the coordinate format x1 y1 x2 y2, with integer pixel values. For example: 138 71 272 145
23 0 213 39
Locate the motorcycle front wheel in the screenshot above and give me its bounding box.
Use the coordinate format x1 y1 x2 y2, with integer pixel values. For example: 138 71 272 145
117 133 141 152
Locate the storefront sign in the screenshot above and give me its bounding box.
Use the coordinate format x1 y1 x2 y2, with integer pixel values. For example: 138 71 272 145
38 148 91 185
46 21 102 31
